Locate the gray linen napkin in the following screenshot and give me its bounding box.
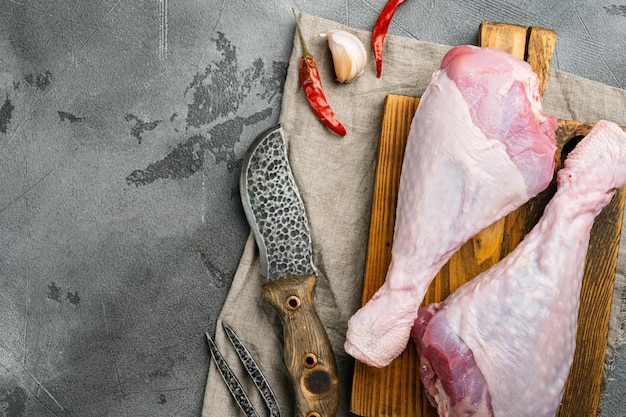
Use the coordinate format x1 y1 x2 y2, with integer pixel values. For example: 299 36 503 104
202 13 626 417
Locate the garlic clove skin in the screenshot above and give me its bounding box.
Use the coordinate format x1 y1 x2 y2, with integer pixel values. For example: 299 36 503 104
320 30 367 83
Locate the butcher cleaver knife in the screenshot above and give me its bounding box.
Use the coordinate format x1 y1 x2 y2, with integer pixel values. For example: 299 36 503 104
240 125 339 417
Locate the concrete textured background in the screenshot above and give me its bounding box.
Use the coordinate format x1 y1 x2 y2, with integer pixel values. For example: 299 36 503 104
0 0 624 416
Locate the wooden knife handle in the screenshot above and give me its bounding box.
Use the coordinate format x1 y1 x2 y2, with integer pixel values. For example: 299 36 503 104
262 274 339 417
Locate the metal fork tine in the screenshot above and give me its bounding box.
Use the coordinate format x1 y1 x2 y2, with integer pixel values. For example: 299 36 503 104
222 323 282 417
205 332 260 417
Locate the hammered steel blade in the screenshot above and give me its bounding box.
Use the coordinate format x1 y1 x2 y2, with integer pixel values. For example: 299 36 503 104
223 323 281 417
206 332 260 417
240 125 316 281
239 124 339 417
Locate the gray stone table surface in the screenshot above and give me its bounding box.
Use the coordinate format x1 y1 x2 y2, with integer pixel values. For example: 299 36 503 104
0 0 624 416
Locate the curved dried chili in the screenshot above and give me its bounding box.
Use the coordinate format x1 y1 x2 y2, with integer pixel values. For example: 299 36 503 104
292 9 347 137
372 0 408 78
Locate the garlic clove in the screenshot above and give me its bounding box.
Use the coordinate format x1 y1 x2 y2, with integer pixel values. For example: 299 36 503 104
320 30 367 83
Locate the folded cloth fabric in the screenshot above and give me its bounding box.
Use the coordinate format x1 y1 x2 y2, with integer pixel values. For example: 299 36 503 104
202 13 626 417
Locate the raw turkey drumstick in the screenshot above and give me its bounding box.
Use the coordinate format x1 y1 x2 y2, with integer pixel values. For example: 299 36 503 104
412 120 626 417
345 45 557 368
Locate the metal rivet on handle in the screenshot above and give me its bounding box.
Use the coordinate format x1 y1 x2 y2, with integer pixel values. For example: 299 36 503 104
285 295 301 311
302 353 318 369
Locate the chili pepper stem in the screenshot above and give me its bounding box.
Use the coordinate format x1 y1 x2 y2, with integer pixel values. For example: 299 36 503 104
292 8 312 58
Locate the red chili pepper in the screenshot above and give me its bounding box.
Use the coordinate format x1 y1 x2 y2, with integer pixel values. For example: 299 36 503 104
372 0 408 78
292 9 347 137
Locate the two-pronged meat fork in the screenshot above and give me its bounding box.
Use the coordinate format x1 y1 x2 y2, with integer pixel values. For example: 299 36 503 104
205 323 281 417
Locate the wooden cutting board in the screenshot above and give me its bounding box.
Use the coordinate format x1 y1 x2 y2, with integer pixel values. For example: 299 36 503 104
350 22 626 417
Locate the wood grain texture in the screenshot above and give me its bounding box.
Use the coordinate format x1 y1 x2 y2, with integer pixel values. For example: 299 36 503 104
526 26 557 96
351 21 626 417
351 95 426 417
261 274 339 417
478 21 527 58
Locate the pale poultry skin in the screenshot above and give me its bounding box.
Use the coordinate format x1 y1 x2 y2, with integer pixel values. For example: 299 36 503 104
345 45 557 368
